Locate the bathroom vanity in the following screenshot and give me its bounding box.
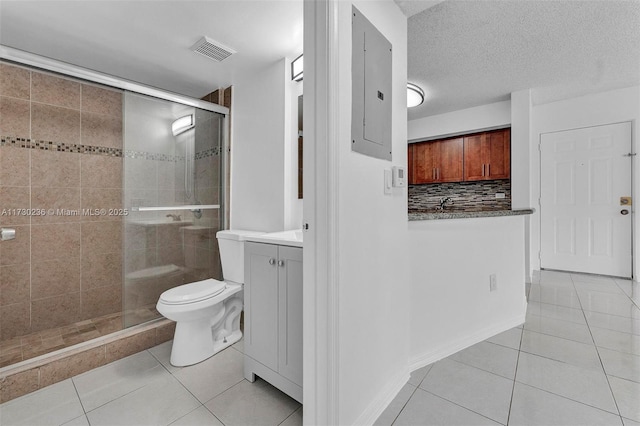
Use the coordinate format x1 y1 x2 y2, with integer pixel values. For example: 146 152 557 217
243 231 303 402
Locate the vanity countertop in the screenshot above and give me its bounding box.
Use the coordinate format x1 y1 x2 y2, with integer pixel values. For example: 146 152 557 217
408 208 535 221
244 230 303 247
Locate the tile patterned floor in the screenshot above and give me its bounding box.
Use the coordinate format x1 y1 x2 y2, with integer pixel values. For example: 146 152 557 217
0 338 301 426
375 270 640 426
1 270 638 425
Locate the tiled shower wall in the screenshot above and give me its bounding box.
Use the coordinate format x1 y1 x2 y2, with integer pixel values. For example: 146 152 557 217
408 180 512 211
0 62 124 341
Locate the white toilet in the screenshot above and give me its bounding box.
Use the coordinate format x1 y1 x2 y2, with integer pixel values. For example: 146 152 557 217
156 229 264 366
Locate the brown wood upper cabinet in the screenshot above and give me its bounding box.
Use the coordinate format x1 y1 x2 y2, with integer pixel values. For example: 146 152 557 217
408 128 510 184
412 137 463 184
463 129 510 181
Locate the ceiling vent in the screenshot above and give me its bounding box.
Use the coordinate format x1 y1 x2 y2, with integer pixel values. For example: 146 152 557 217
190 36 236 62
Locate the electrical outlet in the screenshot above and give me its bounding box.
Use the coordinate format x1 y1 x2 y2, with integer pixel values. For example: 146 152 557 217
490 274 497 291
495 193 506 199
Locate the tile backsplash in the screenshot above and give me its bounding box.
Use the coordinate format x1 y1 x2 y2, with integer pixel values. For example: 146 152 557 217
408 180 511 211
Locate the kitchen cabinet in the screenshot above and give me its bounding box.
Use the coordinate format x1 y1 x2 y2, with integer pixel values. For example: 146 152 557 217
464 129 510 181
244 242 303 403
411 137 463 184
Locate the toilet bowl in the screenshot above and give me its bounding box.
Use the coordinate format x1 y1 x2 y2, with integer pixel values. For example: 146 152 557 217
156 229 264 366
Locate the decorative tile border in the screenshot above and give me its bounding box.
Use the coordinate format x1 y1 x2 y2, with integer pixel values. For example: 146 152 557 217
1 136 221 161
195 146 222 159
1 136 122 157
123 149 182 161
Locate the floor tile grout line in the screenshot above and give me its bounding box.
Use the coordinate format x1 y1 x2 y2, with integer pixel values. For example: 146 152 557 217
277 406 303 426
417 387 509 425
521 324 597 348
444 341 518 381
512 379 624 418
390 365 434 425
505 324 524 425
70 377 89 420
146 347 244 424
570 274 624 420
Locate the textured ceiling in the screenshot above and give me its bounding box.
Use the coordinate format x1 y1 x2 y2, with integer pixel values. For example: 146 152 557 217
1 1 637 120
394 0 445 17
408 0 640 120
0 1 303 99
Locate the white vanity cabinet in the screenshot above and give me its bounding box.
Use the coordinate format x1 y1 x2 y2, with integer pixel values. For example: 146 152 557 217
244 241 303 402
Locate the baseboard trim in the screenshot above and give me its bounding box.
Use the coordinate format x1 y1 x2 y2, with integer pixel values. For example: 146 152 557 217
352 368 410 426
409 314 525 372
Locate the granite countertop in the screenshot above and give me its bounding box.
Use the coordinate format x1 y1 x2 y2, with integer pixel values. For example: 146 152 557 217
408 208 535 221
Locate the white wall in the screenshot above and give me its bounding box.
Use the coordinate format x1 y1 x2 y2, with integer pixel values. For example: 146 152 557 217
511 89 533 282
409 216 527 366
529 85 640 276
334 1 410 424
407 98 527 372
231 58 302 232
408 100 511 142
285 77 303 230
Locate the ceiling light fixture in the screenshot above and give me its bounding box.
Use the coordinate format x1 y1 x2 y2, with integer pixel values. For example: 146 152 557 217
291 54 303 81
407 83 424 108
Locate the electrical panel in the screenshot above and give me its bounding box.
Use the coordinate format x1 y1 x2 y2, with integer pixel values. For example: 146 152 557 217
351 6 392 161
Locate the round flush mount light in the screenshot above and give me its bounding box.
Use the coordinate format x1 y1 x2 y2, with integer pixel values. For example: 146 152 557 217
407 83 425 108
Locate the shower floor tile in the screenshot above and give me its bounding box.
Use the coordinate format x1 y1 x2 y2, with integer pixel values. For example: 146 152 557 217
0 305 162 368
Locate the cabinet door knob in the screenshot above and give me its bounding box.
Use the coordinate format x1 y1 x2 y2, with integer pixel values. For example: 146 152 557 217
278 260 285 267
269 258 276 265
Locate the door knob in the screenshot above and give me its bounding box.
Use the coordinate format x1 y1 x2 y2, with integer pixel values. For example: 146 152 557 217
268 258 276 265
621 209 629 215
278 260 285 267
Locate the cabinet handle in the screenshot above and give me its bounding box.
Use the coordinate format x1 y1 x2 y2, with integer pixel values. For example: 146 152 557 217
268 258 276 265
278 260 285 267
482 164 485 176
487 164 490 176
432 168 436 180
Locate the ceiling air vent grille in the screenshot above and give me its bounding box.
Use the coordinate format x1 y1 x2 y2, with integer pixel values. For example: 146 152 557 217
190 36 236 62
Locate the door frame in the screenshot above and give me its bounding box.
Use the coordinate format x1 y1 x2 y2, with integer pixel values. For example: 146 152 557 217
538 121 635 279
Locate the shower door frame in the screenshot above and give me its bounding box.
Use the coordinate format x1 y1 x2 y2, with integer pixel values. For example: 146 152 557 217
1 45 231 232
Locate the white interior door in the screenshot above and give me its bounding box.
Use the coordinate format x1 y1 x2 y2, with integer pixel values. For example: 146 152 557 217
540 122 632 278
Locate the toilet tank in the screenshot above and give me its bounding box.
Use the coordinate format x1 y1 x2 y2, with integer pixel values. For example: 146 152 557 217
216 230 265 284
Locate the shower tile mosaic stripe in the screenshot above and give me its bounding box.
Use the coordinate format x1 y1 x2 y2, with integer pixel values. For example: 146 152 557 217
1 136 221 161
1 136 122 157
408 180 511 212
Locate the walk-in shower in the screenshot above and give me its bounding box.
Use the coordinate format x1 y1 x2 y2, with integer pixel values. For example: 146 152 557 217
0 57 227 369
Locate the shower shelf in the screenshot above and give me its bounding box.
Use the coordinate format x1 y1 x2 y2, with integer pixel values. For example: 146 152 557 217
131 205 220 212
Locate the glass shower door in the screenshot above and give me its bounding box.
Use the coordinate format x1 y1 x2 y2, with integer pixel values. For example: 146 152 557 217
122 92 225 327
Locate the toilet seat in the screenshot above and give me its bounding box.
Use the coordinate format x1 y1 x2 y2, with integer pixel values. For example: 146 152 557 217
159 279 226 305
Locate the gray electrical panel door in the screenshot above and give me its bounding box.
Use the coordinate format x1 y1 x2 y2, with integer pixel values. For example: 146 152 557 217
351 6 392 161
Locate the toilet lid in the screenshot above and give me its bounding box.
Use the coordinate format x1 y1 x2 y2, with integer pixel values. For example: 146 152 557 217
160 279 226 305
